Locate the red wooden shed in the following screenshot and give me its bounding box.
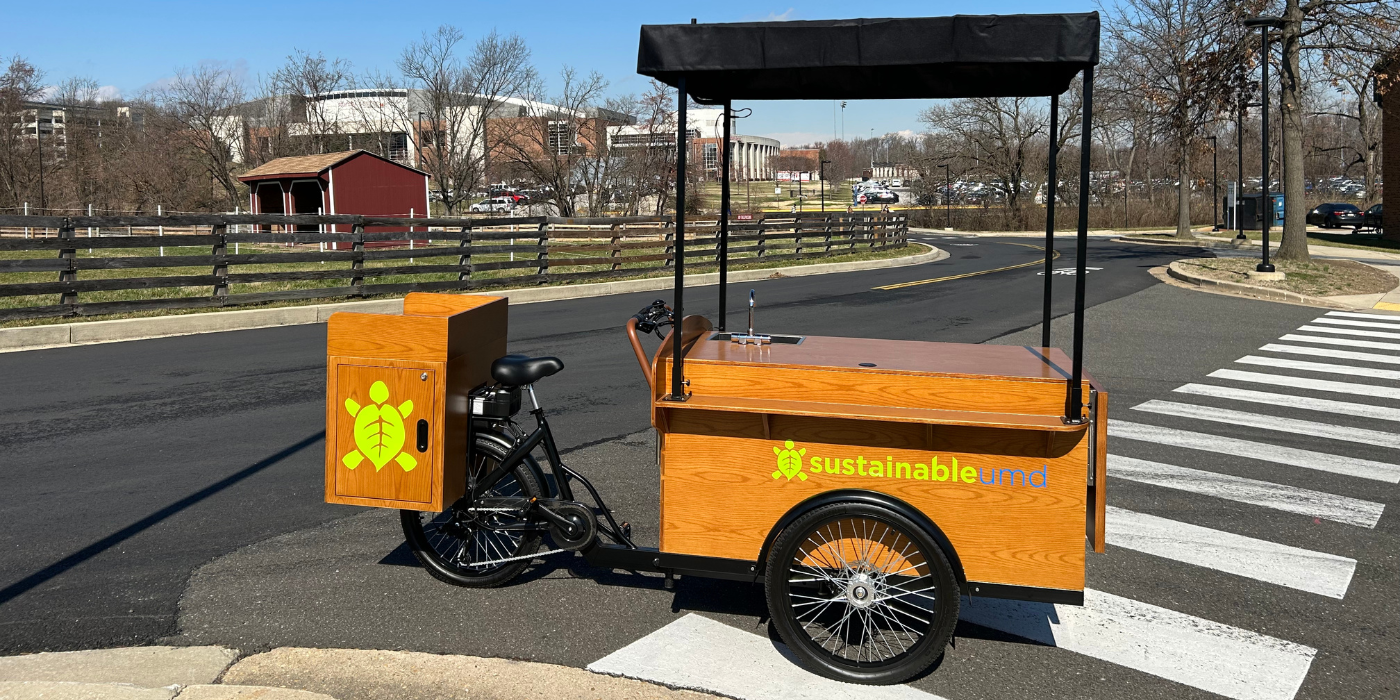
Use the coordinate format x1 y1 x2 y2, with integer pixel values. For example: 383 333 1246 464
237 150 430 236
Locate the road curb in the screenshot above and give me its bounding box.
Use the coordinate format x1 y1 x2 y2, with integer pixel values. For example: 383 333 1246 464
1118 234 1246 249
220 647 721 700
0 244 945 354
1164 260 1350 308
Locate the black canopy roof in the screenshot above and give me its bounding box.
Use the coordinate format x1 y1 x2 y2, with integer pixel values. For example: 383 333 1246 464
637 13 1099 103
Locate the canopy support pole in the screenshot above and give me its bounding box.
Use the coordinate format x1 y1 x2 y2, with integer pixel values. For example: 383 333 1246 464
668 79 688 402
1042 94 1058 349
718 100 732 331
1064 67 1092 423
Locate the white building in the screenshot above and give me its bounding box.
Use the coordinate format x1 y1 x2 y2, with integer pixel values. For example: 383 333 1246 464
608 108 781 181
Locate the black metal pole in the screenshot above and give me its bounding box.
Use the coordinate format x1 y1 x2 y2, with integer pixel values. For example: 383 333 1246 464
1065 66 1093 423
944 165 951 229
1043 94 1059 349
1208 135 1219 230
719 100 731 332
1237 98 1245 239
670 79 688 401
1258 29 1274 273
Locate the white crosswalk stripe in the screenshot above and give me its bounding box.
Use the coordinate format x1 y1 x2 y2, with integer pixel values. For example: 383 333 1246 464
1231 355 1400 381
1109 455 1385 528
588 614 944 700
957 589 1316 700
1298 324 1400 340
1323 311 1400 322
1308 316 1400 330
1108 419 1400 482
1132 399 1400 450
1174 383 1400 422
1105 506 1356 598
1260 343 1400 365
1279 333 1400 352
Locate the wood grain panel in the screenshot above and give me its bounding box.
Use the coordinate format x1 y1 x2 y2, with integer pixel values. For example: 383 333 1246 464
685 335 1077 382
327 312 450 362
663 394 1086 432
659 411 1088 591
680 362 1074 416
329 361 440 506
402 292 503 317
1089 391 1108 553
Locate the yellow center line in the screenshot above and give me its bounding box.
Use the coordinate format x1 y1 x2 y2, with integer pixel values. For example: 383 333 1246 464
875 243 1060 290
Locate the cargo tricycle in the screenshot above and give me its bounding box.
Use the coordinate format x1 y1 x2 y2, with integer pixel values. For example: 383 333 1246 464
324 12 1106 685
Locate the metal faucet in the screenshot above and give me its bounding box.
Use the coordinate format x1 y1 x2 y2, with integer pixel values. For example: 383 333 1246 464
731 288 771 345
748 289 756 337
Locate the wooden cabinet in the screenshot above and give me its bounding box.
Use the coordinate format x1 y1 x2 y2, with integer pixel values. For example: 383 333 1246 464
325 293 507 511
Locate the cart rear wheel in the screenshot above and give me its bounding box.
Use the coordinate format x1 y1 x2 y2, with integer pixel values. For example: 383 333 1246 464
765 502 959 685
400 436 544 588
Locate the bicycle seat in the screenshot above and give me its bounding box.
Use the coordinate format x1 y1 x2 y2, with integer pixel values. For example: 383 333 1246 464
491 354 564 386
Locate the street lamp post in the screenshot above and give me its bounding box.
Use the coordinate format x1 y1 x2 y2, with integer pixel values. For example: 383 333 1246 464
1244 15 1284 274
1206 135 1219 231
820 159 832 211
938 163 952 230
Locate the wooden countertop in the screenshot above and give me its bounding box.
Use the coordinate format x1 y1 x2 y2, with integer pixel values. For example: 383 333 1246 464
654 335 1094 432
683 334 1082 384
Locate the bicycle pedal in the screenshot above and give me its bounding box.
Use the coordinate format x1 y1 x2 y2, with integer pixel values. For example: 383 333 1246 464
621 521 632 538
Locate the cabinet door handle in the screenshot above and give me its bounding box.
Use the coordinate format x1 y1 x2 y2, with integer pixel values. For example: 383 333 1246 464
416 419 428 452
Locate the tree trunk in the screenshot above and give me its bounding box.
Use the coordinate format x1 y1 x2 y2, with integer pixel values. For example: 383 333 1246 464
1276 0 1311 261
1176 137 1192 238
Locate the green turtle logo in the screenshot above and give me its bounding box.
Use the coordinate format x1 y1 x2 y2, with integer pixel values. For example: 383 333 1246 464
772 440 807 481
342 380 417 473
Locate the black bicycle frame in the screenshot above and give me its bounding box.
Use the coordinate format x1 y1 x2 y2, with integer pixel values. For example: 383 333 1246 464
467 407 638 549
471 408 574 503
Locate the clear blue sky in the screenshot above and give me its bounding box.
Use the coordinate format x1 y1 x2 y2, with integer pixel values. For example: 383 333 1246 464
3 0 1095 147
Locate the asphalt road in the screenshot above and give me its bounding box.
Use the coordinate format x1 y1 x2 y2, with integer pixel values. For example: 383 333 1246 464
3 237 1392 699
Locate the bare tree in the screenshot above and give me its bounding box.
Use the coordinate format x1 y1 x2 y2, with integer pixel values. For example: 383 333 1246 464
920 96 1047 227
0 56 45 210
1100 0 1253 238
496 67 609 216
271 50 352 154
1273 0 1400 260
374 26 536 215
156 64 247 209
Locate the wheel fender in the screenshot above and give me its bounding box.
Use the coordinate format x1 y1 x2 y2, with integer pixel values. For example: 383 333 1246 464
473 429 551 498
756 489 967 585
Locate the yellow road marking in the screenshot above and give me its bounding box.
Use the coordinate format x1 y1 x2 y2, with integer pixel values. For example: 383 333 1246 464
1372 301 1400 312
875 243 1061 290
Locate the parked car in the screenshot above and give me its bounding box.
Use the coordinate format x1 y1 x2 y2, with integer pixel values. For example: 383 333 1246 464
1363 204 1383 231
891 179 903 188
1306 203 1363 229
469 197 515 213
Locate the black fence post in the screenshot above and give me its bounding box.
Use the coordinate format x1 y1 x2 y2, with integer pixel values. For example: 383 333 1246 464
794 215 804 257
212 223 228 298
823 213 833 254
663 219 675 267
756 216 766 259
457 225 472 283
351 222 365 293
57 218 76 310
536 221 549 283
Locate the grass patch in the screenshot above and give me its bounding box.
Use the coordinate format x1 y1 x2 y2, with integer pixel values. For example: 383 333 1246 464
1176 256 1397 297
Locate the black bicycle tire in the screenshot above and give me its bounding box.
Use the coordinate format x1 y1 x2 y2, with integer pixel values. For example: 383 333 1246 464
400 435 544 588
765 501 960 685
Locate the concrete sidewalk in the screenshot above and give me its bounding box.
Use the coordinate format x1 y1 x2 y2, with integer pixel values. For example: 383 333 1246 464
0 646 719 700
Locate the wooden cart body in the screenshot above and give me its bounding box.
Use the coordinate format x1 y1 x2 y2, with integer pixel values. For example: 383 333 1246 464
324 293 507 512
651 333 1106 601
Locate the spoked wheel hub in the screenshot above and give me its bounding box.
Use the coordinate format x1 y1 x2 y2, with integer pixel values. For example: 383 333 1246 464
766 503 961 685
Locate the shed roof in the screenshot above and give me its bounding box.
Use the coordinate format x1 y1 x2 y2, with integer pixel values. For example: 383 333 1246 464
637 13 1099 103
237 150 428 182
